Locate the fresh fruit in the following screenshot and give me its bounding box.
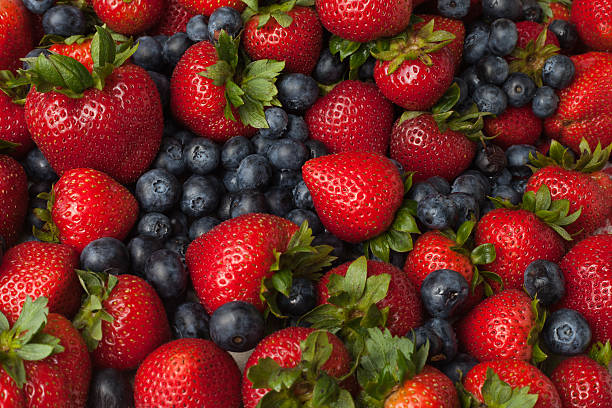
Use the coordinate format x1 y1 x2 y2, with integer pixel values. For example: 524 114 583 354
542 308 592 355
415 14 466 67
48 38 94 72
421 269 469 318
151 0 194 36
0 154 27 247
93 0 164 35
0 91 32 158
484 106 542 149
177 0 246 16
523 259 565 306
570 0 612 51
0 0 33 71
209 300 265 352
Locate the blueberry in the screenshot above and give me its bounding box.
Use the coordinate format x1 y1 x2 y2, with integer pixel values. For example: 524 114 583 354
259 107 289 138
222 170 240 193
180 175 219 217
463 25 490 65
417 194 459 230
173 302 210 339
427 176 452 195
473 84 508 115
461 65 485 95
511 178 528 194
80 237 130 275
135 169 180 213
23 148 57 182
23 0 55 14
312 232 351 266
490 168 512 186
153 137 187 175
449 193 480 226
144 249 188 299
424 318 458 363
475 144 507 175
148 71 170 108
133 36 163 72
524 260 565 306
278 277 318 317
409 182 440 203
406 326 443 357
488 19 518 56
164 235 190 264
236 154 272 191
22 48 51 70
482 0 522 20
209 301 265 352
453 77 470 106
251 133 275 156
168 210 189 236
542 55 575 89
185 138 220 175
42 5 86 36
543 309 592 356
463 170 492 195
265 187 294 217
477 55 509 85
29 181 52 199
172 129 195 147
421 269 469 319
138 213 172 241
304 139 328 159
277 73 320 113
285 115 309 142
502 72 537 107
286 209 323 234
163 33 194 67
548 20 578 51
438 0 470 19
532 86 559 118
521 0 543 22
358 57 376 81
506 144 537 177
186 15 208 42
188 216 220 240
440 353 479 383
292 180 313 210
451 174 487 202
230 190 269 218
207 6 243 41
221 136 254 169
272 169 302 189
154 34 169 48
492 184 521 205
313 48 348 85
267 138 309 170
87 368 133 408
127 235 163 276
216 194 234 220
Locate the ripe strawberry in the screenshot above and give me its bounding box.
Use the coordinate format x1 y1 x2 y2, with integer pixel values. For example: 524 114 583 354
509 22 560 87
0 370 25 407
377 365 459 407
315 0 413 42
0 154 27 247
0 241 80 324
0 92 32 158
543 0 571 22
93 0 165 34
151 0 194 35
73 271 171 370
23 360 71 407
558 234 612 343
544 52 612 152
0 0 33 71
48 38 94 72
134 338 242 408
463 359 562 408
177 0 246 15
243 327 352 408
516 21 561 49
305 80 394 154
242 3 323 75
36 168 138 253
484 106 543 150
571 0 612 51
413 15 465 67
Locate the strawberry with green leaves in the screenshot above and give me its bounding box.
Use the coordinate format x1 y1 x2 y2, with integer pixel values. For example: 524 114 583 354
0 151 27 247
413 14 465 67
509 23 561 87
48 37 95 72
93 0 165 35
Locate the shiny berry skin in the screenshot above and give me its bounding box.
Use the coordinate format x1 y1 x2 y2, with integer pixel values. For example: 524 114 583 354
0 0 34 71
93 0 164 35
551 355 612 408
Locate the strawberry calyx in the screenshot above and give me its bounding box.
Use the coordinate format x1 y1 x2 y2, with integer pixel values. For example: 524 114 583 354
527 297 548 364
198 30 285 129
457 368 539 408
588 341 612 368
489 184 581 241
32 189 61 244
247 330 354 407
72 270 117 351
242 0 314 28
0 297 64 388
0 70 29 105
529 139 612 173
261 221 335 318
509 29 560 87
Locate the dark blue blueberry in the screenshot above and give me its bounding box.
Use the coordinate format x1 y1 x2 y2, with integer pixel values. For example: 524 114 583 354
286 114 309 142
511 178 528 194
313 48 348 85
417 194 459 230
461 65 485 95
312 232 351 266
543 309 592 356
259 107 288 138
154 34 169 48
463 170 493 195
492 184 521 205
522 0 543 22
424 318 458 363
407 327 443 357
217 194 234 221
138 212 172 241
277 73 320 113
477 55 509 85
475 144 507 175
127 235 163 276
207 6 243 41
548 20 578 50
164 235 190 265
147 71 170 108
482 0 522 20
23 0 55 14
490 167 512 186
449 192 480 226
438 0 470 18
251 133 275 156
286 209 323 234
409 182 440 203
136 169 180 213
463 25 490 65
221 136 254 169
144 249 188 299
304 139 328 159
236 154 272 191
222 169 240 193
272 169 302 189
427 176 451 195
265 187 294 217
162 33 194 67
42 5 86 36
506 144 537 177
172 302 210 339
267 138 309 170
180 175 220 217
133 36 163 72
358 57 376 81
168 210 189 236
524 259 565 306
532 86 559 118
542 55 575 89
230 190 269 218
188 216 220 240
186 15 209 42
80 237 129 275
473 84 508 115
488 18 518 56
480 200 496 217
172 129 195 147
453 77 470 106
22 48 51 70
153 137 186 175
440 353 479 383
292 180 313 210
209 301 265 352
421 269 469 319
23 148 57 182
185 137 220 175
278 277 318 317
87 368 133 408
451 174 487 202
29 181 52 199
503 72 537 107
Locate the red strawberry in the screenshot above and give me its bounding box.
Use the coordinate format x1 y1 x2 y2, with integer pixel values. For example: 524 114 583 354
242 327 352 408
571 0 612 51
413 15 465 67
484 106 543 150
93 0 165 35
305 80 394 154
543 0 572 22
544 52 612 152
516 21 561 49
73 271 171 370
0 370 25 407
463 359 562 408
0 241 80 324
48 38 94 72
151 0 194 35
385 366 459 407
37 168 138 253
0 154 27 247
23 360 70 407
315 0 413 43
0 0 33 71
134 338 242 408
242 4 323 75
177 0 246 15
0 93 33 158
558 234 612 343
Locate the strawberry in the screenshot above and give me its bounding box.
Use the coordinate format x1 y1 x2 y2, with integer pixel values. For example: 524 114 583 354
571 0 612 51
509 22 561 87
134 338 242 408
544 52 612 152
171 32 284 142
315 0 413 43
526 140 612 239
177 0 246 16
150 0 194 36
463 359 562 408
242 2 323 75
48 38 94 72
243 328 352 408
73 271 171 370
186 213 334 314
413 15 465 67
35 168 138 253
558 234 612 343
305 80 394 154
0 0 33 71
0 153 27 247
23 360 71 407
0 89 32 158
0 370 25 407
484 106 543 150
542 0 572 22
0 241 80 324
93 0 165 35
23 28 163 183
516 21 561 50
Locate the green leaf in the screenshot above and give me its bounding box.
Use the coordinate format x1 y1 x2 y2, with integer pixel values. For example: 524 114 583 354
344 256 368 303
247 358 302 391
271 12 293 28
200 60 234 86
481 368 538 408
242 0 258 10
312 375 338 406
2 359 26 388
360 304 386 328
534 184 552 212
386 230 413 253
391 208 420 233
368 234 390 263
455 220 475 246
0 312 9 332
91 26 116 68
329 36 362 61
301 330 333 373
15 343 55 361
589 341 612 368
269 269 293 297
432 82 461 114
216 31 240 69
302 304 345 330
14 297 49 345
398 110 427 125
358 273 391 311
548 223 572 241
470 244 496 265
